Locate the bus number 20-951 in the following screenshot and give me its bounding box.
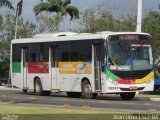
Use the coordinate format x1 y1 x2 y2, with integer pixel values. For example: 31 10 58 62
108 87 119 90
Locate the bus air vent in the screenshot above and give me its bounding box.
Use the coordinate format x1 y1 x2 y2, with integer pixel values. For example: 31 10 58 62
33 32 78 38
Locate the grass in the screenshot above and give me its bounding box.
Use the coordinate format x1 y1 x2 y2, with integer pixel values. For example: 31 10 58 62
0 102 136 120
137 93 160 98
0 102 159 120
0 103 115 114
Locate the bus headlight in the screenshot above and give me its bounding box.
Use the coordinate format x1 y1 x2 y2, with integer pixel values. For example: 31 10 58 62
146 78 153 84
108 78 118 85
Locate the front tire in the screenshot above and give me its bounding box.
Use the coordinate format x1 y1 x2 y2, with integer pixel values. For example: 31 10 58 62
120 92 136 100
81 80 97 99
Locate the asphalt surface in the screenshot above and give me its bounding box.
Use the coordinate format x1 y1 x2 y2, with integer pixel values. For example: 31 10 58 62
0 89 160 113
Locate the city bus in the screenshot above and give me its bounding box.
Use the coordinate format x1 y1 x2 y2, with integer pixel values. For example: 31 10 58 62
10 31 154 100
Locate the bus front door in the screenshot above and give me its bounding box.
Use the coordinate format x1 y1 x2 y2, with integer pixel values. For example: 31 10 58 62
93 44 102 91
50 46 60 90
21 48 28 90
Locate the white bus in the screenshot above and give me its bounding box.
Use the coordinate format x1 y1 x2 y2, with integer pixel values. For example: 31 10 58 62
10 32 154 100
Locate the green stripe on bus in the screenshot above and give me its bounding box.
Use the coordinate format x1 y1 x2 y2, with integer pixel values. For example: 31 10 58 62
12 62 21 73
106 69 119 81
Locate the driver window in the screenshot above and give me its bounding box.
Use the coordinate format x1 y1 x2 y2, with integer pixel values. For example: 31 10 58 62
107 44 122 66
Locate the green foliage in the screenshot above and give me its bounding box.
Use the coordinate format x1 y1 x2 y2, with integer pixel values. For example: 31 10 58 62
0 0 14 10
0 0 14 27
34 0 79 32
80 9 97 33
155 70 160 78
79 8 136 33
142 11 160 60
0 13 36 77
0 13 36 60
34 0 79 20
36 14 61 32
0 59 9 77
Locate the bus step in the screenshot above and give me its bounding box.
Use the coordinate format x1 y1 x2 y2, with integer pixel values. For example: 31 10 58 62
51 89 60 93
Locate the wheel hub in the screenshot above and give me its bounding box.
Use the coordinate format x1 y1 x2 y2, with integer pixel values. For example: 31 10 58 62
84 84 91 94
36 83 40 92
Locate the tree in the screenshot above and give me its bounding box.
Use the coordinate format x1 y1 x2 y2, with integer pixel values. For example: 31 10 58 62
78 7 136 33
0 13 36 77
0 0 14 9
36 14 62 32
33 0 79 20
80 9 97 33
0 0 14 27
33 0 79 32
142 11 160 61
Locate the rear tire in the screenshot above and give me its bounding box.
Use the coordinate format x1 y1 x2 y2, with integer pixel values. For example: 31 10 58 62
81 80 97 99
120 92 136 100
34 79 44 96
67 92 82 98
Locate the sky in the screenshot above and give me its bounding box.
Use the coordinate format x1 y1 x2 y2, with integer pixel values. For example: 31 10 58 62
4 0 159 21
0 0 160 31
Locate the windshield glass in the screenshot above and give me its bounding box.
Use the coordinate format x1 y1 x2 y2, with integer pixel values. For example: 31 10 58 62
107 43 152 71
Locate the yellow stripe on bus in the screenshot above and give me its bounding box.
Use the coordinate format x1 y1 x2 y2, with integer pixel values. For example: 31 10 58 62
134 72 154 84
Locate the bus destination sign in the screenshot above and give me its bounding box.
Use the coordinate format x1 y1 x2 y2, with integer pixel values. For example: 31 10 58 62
119 35 138 41
110 34 150 42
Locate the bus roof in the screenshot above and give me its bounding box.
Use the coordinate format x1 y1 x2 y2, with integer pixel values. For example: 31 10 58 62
11 32 150 44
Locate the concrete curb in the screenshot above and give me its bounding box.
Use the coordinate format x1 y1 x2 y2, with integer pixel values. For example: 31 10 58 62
150 98 160 101
0 86 20 91
0 86 160 101
136 97 151 101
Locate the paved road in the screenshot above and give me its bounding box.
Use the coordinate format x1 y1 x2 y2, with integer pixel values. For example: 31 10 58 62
0 89 160 113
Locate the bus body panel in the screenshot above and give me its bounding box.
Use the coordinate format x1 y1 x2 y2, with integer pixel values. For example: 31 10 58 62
51 68 59 90
58 61 94 92
27 73 50 90
59 74 93 92
12 73 21 88
104 79 154 93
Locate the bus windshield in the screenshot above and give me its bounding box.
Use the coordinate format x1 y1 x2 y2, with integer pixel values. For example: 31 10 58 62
107 43 152 71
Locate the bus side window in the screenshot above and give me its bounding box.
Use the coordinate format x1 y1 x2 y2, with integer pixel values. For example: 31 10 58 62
42 44 49 62
30 54 41 62
29 44 42 62
12 44 21 62
60 42 70 62
61 53 70 61
70 52 80 61
70 41 80 61
80 41 92 62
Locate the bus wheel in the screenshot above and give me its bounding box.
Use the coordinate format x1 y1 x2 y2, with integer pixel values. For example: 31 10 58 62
120 92 136 100
67 92 82 98
34 79 43 96
82 80 97 99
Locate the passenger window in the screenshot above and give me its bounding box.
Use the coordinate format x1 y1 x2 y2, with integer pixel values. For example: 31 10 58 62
80 41 92 61
70 41 80 61
61 42 70 61
29 44 42 62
